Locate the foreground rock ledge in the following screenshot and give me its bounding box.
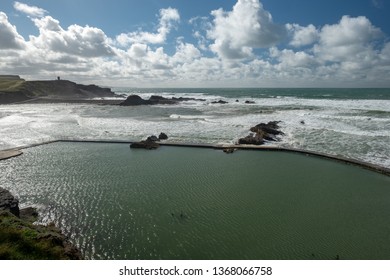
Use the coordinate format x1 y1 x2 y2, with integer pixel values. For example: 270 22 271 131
0 187 82 260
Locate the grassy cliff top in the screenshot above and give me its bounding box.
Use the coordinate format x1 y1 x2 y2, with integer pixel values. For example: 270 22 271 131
0 210 81 260
0 76 26 92
0 75 117 104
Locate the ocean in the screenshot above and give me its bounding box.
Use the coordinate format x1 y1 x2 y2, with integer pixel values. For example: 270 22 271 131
1 88 390 260
1 88 389 168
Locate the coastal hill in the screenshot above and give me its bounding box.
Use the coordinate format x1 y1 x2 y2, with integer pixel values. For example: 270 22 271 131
0 75 117 104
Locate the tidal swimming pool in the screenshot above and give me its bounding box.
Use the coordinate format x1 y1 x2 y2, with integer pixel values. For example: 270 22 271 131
1 142 390 259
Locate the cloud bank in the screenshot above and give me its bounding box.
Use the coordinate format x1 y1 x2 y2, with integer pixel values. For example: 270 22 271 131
0 0 389 87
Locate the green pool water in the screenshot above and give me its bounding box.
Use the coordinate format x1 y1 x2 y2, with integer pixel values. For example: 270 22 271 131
1 142 390 260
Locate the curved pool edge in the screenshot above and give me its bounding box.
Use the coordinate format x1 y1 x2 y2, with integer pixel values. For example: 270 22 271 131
0 149 23 161
2 139 389 176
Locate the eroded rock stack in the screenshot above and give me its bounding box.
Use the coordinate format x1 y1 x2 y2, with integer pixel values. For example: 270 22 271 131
238 121 284 145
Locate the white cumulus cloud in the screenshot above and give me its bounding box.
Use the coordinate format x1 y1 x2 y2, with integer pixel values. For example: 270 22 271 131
116 7 180 46
314 15 383 62
0 12 26 49
30 16 114 57
286 23 319 47
13 1 47 17
207 0 286 60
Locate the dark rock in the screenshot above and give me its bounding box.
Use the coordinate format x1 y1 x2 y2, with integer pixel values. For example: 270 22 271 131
130 139 160 150
211 100 228 104
223 148 236 154
236 100 239 102
238 121 284 146
149 95 177 104
245 100 255 104
172 97 206 102
19 207 39 222
158 132 168 140
149 95 168 101
250 121 283 137
238 134 265 145
120 95 207 106
0 187 20 217
300 120 305 125
147 135 159 142
119 95 151 106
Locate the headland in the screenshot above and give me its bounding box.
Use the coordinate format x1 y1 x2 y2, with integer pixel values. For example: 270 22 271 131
0 75 119 104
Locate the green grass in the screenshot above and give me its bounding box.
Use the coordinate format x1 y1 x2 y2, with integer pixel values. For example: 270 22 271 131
0 79 25 92
0 211 81 260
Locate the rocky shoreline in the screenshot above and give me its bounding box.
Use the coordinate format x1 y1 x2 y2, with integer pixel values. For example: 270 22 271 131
0 187 82 260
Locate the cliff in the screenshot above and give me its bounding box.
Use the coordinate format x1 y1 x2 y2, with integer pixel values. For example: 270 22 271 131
0 75 117 104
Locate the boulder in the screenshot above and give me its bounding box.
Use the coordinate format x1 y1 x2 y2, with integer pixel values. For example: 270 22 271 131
130 139 160 150
158 132 168 140
237 121 284 146
149 95 177 105
119 95 151 106
20 206 39 222
250 121 284 137
0 187 20 217
147 135 159 142
172 97 206 102
211 100 228 104
238 134 265 145
223 148 236 154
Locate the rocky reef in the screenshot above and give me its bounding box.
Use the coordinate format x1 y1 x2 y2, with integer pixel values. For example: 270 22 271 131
0 187 81 260
238 121 284 145
119 95 206 106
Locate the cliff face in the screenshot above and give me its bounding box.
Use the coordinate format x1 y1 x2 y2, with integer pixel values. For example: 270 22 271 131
0 76 117 104
22 80 117 99
0 187 20 217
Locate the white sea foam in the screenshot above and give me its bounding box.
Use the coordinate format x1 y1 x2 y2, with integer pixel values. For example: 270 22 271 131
0 93 389 168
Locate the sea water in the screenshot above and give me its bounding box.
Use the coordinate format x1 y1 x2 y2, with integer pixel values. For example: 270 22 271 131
1 142 389 260
0 88 389 168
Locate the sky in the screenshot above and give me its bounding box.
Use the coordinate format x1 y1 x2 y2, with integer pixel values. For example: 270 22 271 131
0 0 389 87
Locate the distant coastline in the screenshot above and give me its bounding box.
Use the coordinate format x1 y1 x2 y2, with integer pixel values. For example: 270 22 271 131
0 75 119 104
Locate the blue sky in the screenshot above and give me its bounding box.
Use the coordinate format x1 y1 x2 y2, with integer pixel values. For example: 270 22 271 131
0 0 389 87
